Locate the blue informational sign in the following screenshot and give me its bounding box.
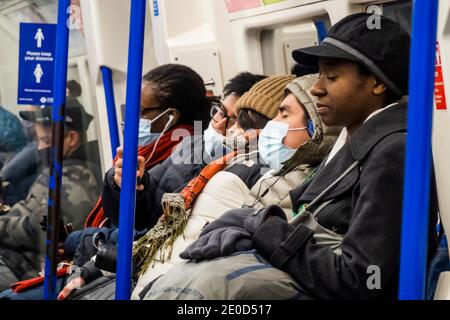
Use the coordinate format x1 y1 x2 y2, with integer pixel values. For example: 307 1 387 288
153 0 159 16
17 23 57 106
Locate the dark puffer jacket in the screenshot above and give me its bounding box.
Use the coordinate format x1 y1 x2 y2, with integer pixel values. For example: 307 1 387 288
102 135 215 231
0 107 27 153
0 143 40 206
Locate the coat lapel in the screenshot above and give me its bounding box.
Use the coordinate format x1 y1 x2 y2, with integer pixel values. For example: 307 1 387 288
290 103 407 209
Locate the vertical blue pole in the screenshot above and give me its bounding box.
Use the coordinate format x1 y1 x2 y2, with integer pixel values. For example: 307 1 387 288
44 0 70 300
115 0 146 300
100 66 120 159
313 20 328 43
399 0 439 300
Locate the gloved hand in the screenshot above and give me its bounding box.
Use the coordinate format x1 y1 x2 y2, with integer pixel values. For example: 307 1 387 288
180 205 287 261
243 204 287 234
40 215 73 242
197 207 256 238
179 226 253 260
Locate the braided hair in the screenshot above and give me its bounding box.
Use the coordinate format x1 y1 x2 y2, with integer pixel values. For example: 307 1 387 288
143 64 212 128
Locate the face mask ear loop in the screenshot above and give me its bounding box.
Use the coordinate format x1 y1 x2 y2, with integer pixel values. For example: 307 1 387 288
149 108 171 125
288 126 308 132
144 112 175 166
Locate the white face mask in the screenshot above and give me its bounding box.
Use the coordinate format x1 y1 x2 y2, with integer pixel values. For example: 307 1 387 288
258 120 307 172
203 123 227 158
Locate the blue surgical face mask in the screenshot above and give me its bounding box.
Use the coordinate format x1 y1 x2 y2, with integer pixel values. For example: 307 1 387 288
137 108 172 147
138 118 160 147
258 120 307 172
204 123 226 158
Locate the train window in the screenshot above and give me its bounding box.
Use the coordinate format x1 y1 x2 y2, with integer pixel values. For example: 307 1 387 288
0 0 102 246
260 15 331 75
373 0 412 34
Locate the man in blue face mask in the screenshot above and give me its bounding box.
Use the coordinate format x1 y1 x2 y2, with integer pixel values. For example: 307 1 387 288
257 74 327 173
258 99 312 172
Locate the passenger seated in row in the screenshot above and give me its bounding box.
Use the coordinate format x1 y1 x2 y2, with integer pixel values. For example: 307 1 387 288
130 73 340 299
79 68 265 240
84 64 223 228
0 98 101 291
70 66 260 254
55 73 340 300
204 72 267 158
1 81 85 207
55 75 296 299
0 66 265 299
101 68 265 232
144 13 438 300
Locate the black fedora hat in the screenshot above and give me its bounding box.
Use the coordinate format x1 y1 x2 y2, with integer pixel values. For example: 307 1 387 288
292 13 410 96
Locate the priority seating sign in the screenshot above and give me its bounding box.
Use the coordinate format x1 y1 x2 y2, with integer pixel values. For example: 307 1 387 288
17 23 56 106
435 41 447 110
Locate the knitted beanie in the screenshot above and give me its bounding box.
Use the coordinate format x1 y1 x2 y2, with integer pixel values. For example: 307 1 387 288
234 75 295 119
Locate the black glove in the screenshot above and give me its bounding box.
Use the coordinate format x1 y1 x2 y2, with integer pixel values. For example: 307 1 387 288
40 215 73 242
196 207 255 237
179 226 253 261
179 205 287 261
243 204 287 234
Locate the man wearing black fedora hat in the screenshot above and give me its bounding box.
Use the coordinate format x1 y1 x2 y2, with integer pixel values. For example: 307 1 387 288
160 13 438 300
0 98 102 291
249 12 439 299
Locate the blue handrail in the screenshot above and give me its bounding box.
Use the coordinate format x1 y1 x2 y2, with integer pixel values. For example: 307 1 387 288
115 0 147 300
399 0 439 300
100 66 120 159
43 0 70 300
313 20 328 43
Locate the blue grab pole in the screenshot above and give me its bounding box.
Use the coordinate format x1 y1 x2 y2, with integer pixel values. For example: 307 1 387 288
115 0 147 300
100 66 120 159
313 20 328 43
399 0 439 300
43 0 70 300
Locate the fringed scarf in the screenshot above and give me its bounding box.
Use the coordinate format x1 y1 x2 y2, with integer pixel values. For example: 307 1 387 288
133 130 259 275
133 151 237 275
